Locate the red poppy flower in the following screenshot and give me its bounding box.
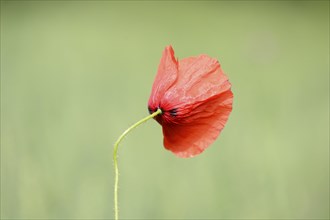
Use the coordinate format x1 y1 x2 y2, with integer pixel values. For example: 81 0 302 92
148 45 233 158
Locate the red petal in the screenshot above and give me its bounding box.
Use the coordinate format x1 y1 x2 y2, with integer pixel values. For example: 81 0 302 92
160 55 229 111
148 46 178 109
162 90 233 158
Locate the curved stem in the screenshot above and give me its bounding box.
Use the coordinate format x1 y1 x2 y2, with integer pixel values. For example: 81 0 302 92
113 108 162 220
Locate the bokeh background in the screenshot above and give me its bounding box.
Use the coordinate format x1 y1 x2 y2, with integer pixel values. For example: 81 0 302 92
1 1 329 219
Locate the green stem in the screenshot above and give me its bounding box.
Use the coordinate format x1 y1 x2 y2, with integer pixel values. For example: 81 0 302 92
113 108 162 220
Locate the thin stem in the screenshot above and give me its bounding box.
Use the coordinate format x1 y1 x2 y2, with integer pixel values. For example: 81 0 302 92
113 108 162 220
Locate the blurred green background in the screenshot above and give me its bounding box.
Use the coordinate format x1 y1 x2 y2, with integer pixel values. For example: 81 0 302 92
1 1 329 219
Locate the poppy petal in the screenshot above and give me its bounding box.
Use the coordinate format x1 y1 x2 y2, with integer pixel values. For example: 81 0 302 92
148 46 178 110
162 90 233 158
160 55 228 111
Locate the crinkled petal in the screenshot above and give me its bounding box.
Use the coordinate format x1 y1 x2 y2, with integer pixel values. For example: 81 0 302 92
148 46 178 109
162 90 233 158
161 55 228 111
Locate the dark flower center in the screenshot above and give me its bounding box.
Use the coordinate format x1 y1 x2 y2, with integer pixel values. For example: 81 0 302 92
169 108 177 117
